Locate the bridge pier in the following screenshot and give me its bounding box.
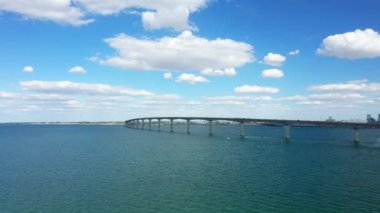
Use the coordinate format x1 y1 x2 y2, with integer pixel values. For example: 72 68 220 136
186 120 190 134
209 120 213 136
353 127 360 144
284 125 291 140
240 122 245 139
149 119 152 130
158 119 161 131
170 119 174 133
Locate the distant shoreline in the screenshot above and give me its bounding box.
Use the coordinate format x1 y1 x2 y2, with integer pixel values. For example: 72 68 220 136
0 122 125 126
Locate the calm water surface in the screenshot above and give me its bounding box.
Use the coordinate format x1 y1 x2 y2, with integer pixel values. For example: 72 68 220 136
1 124 380 212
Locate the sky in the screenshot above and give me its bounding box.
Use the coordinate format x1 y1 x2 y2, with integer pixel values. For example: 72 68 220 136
1 0 380 122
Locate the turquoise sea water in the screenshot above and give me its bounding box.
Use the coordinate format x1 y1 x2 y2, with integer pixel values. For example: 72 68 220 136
1 124 380 212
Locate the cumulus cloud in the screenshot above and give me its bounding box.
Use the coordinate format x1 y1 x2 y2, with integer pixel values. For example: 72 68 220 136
263 53 286 66
261 68 284 78
20 80 154 96
141 6 195 31
69 66 86 74
201 68 236 77
234 85 279 94
23 66 33 73
288 49 300 55
201 69 224 76
163 72 172 79
94 31 253 72
317 29 380 59
0 0 93 26
224 68 237 76
0 0 209 30
176 73 209 84
77 0 209 31
308 80 380 92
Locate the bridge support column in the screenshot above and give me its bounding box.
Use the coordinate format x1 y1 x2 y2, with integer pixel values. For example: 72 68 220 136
186 120 190 134
142 119 145 129
158 119 161 131
209 120 213 136
170 119 174 133
149 119 152 130
240 122 245 139
284 125 291 140
353 127 360 144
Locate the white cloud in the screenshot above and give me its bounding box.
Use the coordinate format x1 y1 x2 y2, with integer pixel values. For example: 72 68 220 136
281 93 367 106
163 72 172 79
94 31 253 72
347 79 368 84
234 85 279 94
280 95 307 101
288 49 300 55
69 66 86 74
298 101 324 105
192 95 274 106
0 0 93 26
176 73 209 84
147 94 181 101
23 66 33 73
261 68 284 78
142 94 182 105
26 94 73 101
206 100 246 105
1 91 75 102
206 95 272 103
308 93 365 101
76 0 209 31
141 6 195 31
201 68 236 77
250 96 273 101
316 29 380 59
224 68 237 76
0 91 20 99
201 69 224 76
0 0 209 30
309 80 380 92
206 96 251 102
263 52 286 66
20 80 154 96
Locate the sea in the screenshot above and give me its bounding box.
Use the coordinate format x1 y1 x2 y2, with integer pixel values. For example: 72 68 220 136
1 124 380 212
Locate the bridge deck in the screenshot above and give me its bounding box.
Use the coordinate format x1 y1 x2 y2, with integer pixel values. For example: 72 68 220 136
125 117 380 129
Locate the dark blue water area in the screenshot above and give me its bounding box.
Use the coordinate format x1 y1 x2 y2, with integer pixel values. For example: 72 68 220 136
0 124 380 212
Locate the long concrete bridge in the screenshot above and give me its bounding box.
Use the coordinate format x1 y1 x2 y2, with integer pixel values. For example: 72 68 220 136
125 117 380 143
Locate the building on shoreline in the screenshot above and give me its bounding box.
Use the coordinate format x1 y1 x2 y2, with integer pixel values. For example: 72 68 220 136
367 114 380 124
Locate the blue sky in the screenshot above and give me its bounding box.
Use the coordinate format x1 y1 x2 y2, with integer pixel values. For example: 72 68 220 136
1 0 380 122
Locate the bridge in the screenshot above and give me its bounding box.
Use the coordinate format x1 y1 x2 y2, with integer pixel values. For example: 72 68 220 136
124 117 380 143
